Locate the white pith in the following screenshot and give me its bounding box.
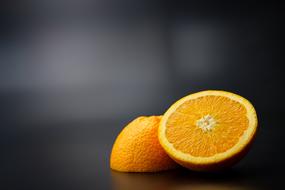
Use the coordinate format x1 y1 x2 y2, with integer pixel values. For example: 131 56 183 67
196 114 216 132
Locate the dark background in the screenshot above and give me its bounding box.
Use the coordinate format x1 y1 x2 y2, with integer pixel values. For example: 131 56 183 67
1 1 284 189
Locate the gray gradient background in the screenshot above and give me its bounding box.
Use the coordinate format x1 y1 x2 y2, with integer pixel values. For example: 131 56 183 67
1 1 284 189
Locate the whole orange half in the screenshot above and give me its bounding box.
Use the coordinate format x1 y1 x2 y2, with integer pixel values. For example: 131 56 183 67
158 90 258 171
110 116 178 172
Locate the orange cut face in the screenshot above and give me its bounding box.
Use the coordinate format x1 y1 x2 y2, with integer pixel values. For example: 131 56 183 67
165 95 249 157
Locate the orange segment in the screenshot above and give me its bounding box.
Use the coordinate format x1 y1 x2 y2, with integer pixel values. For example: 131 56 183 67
159 90 258 171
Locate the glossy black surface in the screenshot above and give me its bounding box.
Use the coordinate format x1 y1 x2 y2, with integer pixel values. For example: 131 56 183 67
2 116 285 190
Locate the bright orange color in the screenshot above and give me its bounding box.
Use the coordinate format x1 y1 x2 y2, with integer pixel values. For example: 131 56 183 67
159 90 258 171
110 116 178 172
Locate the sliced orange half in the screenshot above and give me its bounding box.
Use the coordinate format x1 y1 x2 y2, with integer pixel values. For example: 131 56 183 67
158 90 258 171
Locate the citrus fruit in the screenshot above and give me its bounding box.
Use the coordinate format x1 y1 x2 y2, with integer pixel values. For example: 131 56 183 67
110 116 178 172
158 90 258 171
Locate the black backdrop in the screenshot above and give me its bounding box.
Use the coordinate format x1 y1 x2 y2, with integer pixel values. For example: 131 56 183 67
1 1 285 189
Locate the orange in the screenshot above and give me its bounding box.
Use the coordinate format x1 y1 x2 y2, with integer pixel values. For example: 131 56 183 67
158 90 258 171
110 116 178 172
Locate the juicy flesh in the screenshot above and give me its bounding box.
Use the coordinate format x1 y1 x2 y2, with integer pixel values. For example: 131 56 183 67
165 95 249 157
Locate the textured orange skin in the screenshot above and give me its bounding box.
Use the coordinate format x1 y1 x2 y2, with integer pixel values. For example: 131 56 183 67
110 116 178 172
